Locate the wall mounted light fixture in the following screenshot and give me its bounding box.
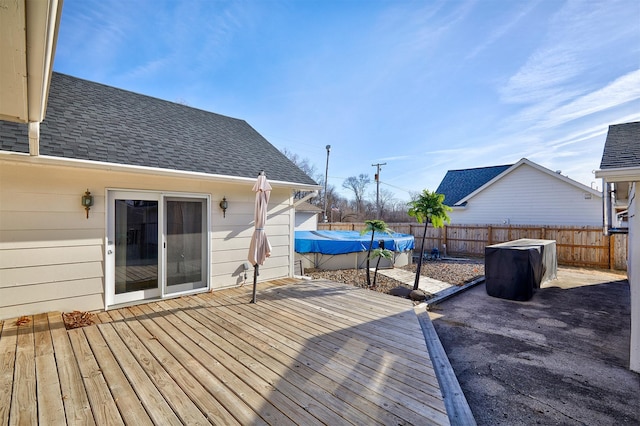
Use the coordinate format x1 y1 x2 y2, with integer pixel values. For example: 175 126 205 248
219 196 228 218
82 189 94 219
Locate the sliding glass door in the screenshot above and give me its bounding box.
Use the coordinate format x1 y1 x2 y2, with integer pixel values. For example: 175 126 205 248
106 191 209 307
165 198 207 295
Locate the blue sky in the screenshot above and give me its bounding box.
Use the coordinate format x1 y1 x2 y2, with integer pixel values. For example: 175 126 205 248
53 0 640 201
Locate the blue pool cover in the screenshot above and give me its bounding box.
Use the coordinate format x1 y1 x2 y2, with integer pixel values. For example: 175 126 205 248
295 230 415 255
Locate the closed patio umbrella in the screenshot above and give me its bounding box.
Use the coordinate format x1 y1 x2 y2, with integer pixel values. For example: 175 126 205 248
248 171 272 303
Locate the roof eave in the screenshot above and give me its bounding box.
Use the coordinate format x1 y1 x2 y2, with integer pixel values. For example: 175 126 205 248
0 151 321 191
0 0 62 124
456 158 602 204
595 167 640 182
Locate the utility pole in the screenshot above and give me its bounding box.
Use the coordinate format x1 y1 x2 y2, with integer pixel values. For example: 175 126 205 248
372 162 386 219
324 145 331 222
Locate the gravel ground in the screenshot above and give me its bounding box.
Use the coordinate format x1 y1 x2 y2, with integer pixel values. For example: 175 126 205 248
306 258 485 297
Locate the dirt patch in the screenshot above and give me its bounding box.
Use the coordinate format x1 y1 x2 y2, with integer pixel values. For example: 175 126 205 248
306 258 485 297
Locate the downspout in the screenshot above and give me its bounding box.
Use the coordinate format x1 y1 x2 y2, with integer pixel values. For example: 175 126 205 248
290 190 319 278
292 190 319 207
603 179 611 235
28 122 40 156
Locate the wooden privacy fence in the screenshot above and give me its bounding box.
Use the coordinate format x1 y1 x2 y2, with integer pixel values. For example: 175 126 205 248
317 223 628 271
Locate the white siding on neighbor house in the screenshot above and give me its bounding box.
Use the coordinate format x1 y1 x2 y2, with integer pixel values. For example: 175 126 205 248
449 164 602 226
295 212 318 230
0 160 295 319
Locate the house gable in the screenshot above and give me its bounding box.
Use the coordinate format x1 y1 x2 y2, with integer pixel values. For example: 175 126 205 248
458 158 601 206
440 158 602 226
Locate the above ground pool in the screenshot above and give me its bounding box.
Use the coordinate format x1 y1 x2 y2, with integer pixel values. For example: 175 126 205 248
295 230 415 254
294 230 415 270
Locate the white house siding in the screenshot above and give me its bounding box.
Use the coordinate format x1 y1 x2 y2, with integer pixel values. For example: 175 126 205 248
449 164 602 226
0 160 295 320
295 212 318 230
629 182 639 373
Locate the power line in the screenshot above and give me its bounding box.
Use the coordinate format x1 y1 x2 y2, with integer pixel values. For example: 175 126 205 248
379 181 416 195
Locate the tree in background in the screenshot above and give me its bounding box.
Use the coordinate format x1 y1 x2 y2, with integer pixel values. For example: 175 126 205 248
360 219 392 287
282 148 319 179
367 188 397 219
282 148 349 215
407 190 452 290
281 147 417 222
343 174 371 215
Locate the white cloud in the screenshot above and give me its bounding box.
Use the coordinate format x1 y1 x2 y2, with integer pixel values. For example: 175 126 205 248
466 1 539 60
543 69 640 127
500 0 638 107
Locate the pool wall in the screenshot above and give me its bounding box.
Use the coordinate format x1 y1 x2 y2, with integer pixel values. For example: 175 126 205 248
294 230 414 271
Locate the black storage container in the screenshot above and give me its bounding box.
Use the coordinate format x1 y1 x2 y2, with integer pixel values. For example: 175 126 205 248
484 239 557 301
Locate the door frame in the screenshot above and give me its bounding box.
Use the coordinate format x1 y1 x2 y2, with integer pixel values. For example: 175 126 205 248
105 189 211 309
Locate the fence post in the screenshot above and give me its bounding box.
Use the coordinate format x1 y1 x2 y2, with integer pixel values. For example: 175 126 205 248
443 225 448 251
487 225 492 246
609 234 615 270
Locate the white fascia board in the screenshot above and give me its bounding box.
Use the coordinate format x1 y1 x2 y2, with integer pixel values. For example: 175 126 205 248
0 150 321 191
595 167 640 182
27 0 63 123
0 0 28 122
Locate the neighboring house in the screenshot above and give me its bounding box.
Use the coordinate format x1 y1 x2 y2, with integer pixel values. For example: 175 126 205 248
436 158 602 226
295 202 322 230
595 121 640 373
0 73 319 319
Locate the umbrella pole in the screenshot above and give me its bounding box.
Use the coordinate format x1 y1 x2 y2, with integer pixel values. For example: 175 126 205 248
251 264 258 303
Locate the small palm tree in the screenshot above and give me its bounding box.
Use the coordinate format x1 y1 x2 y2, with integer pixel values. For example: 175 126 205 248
360 219 393 287
407 190 452 290
370 247 393 286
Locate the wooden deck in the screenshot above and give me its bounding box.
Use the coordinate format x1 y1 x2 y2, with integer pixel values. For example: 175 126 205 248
0 278 449 425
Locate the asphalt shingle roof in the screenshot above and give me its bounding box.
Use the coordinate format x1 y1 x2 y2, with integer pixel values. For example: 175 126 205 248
0 73 318 186
435 164 512 206
600 121 640 169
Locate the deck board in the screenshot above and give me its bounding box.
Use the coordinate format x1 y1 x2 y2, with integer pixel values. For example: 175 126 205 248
12 315 37 425
200 286 448 424
83 325 155 426
131 303 302 426
48 311 96 425
161 297 364 426
67 327 125 425
0 318 18 425
222 286 439 380
115 306 210 425
0 279 450 425
103 310 185 425
34 313 66 425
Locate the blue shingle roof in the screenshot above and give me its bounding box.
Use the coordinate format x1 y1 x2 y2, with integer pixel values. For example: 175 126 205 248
600 122 640 169
0 73 318 186
435 164 512 206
